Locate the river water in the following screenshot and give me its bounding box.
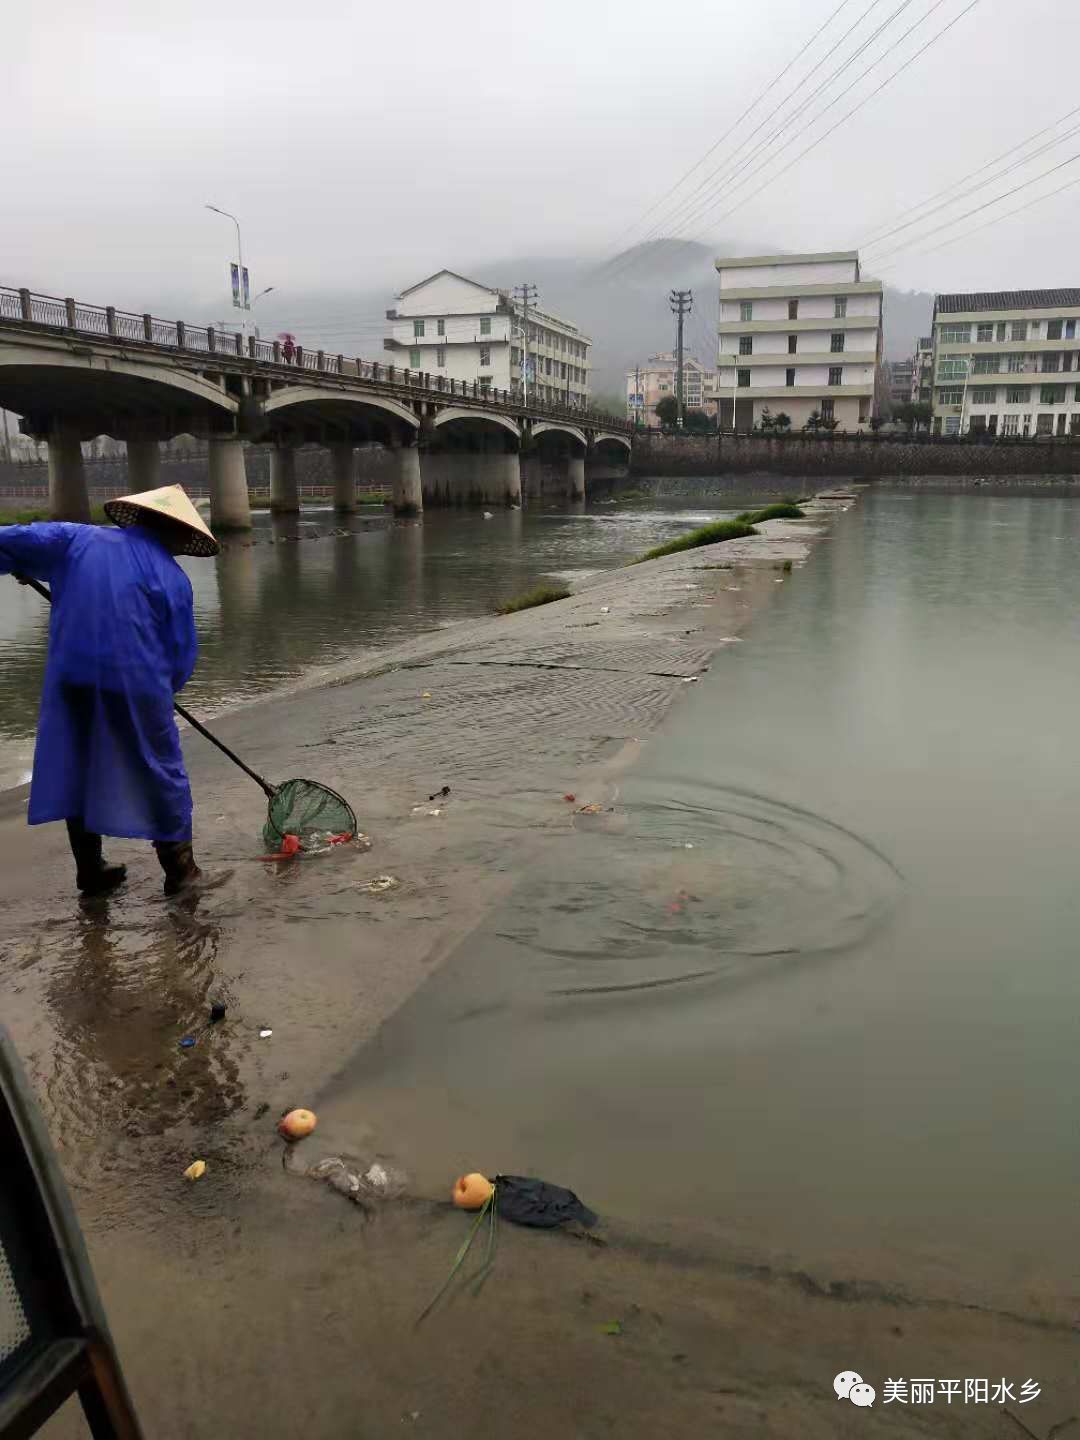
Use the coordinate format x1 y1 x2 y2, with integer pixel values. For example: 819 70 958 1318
0 500 756 789
322 490 1080 1307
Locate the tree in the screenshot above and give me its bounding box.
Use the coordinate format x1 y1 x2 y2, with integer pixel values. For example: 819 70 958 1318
912 401 933 433
893 401 916 431
774 412 792 433
682 408 713 433
759 406 775 433
805 410 822 432
655 395 680 428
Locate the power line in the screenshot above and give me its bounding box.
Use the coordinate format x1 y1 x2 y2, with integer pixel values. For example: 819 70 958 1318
859 111 1080 250
678 0 981 245
870 172 1080 275
601 0 973 289
599 0 859 262
865 144 1080 265
613 0 915 265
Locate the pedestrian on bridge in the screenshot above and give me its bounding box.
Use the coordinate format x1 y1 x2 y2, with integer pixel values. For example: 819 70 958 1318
0 485 219 897
281 334 296 364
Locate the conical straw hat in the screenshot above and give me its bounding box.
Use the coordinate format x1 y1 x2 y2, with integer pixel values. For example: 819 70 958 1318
104 484 219 557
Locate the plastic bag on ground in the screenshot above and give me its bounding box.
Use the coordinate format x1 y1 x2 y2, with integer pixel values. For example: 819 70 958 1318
494 1175 597 1229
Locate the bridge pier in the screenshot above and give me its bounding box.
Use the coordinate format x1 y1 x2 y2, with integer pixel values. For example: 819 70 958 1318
48 425 90 523
208 436 252 530
269 444 299 514
567 454 585 501
330 443 356 512
391 443 423 516
126 438 161 493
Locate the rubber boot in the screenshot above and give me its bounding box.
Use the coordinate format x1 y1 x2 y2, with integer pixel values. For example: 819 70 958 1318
66 819 127 896
154 840 203 896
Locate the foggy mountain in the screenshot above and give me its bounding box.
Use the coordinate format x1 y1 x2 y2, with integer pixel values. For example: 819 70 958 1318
177 240 932 407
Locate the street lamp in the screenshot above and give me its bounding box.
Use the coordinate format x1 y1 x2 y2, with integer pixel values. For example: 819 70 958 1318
251 286 275 340
206 203 248 324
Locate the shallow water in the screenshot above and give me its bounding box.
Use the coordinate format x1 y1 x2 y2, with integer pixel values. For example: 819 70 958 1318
0 499 762 787
325 492 1080 1304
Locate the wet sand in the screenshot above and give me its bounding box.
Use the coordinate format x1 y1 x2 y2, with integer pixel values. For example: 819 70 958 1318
7 497 1070 1437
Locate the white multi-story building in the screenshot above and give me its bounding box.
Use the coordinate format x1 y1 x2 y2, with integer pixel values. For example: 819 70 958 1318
625 352 719 425
930 290 1080 437
383 269 591 408
716 251 883 431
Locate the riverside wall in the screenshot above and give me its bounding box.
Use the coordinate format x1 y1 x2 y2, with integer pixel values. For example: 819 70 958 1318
628 433 1080 479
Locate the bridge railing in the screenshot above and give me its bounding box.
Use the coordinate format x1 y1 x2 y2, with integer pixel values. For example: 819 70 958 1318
0 284 632 434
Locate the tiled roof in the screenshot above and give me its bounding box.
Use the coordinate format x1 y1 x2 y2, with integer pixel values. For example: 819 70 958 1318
935 289 1080 314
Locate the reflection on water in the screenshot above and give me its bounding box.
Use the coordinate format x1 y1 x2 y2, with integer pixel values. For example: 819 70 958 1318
0 501 753 787
327 492 1080 1305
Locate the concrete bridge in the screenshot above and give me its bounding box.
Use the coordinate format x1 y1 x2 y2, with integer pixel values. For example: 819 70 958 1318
0 285 633 528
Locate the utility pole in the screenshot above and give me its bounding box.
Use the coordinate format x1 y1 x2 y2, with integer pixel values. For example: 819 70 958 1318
669 290 693 428
513 284 538 404
634 364 642 427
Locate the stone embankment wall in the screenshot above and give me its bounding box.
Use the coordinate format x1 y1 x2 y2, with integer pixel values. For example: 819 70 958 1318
629 433 1080 479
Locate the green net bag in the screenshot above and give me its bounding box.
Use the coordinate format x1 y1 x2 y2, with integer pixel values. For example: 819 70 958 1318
262 778 357 852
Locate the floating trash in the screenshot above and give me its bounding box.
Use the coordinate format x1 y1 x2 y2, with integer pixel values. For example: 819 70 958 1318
259 1028 274 1039
184 1160 207 1181
362 874 399 893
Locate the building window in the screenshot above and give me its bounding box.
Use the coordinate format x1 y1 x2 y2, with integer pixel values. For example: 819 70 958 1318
739 335 753 355
1047 320 1063 340
413 320 425 338
409 348 421 368
944 416 961 435
1002 414 1019 436
740 301 753 321
560 362 567 380
970 386 998 404
940 324 971 344
788 299 799 320
1006 386 1031 403
996 322 1007 341
1011 321 1028 341
976 323 994 342
834 296 847 318
828 366 842 387
1036 413 1054 435
436 347 446 367
544 357 551 375
1075 383 1080 402
938 358 969 381
1040 385 1066 404
938 387 964 405
480 345 491 366
972 356 999 374
821 399 835 420
786 368 795 387
737 368 751 388
479 317 491 337
788 334 797 354
437 319 445 336
1063 354 1074 372
1067 320 1077 338
1041 353 1060 373
830 332 845 353
1006 353 1027 373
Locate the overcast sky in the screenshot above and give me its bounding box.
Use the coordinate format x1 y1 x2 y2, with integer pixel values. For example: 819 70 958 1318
6 0 1080 333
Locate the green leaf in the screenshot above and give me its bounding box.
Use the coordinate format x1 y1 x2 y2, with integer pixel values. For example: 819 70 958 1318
599 1320 622 1336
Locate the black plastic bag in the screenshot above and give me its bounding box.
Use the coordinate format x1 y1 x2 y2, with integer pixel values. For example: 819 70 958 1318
494 1174 597 1229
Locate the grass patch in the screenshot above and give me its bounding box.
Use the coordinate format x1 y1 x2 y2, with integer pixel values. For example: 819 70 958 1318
735 503 805 524
0 505 110 526
356 490 390 505
632 519 756 564
495 583 571 615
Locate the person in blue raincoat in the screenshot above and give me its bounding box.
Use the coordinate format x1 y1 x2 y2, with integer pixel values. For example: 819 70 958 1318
0 484 219 896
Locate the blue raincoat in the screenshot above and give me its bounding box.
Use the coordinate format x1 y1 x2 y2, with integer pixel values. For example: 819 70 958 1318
0 523 198 841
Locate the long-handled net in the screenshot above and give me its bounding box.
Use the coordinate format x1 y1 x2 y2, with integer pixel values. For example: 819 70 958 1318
22 577 357 854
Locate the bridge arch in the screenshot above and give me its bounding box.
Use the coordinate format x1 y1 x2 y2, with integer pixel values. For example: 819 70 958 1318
431 407 521 444
592 431 632 456
0 344 238 433
263 386 420 433
531 421 587 453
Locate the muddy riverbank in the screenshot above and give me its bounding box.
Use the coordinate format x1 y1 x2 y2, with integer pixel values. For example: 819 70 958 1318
6 493 1075 1438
